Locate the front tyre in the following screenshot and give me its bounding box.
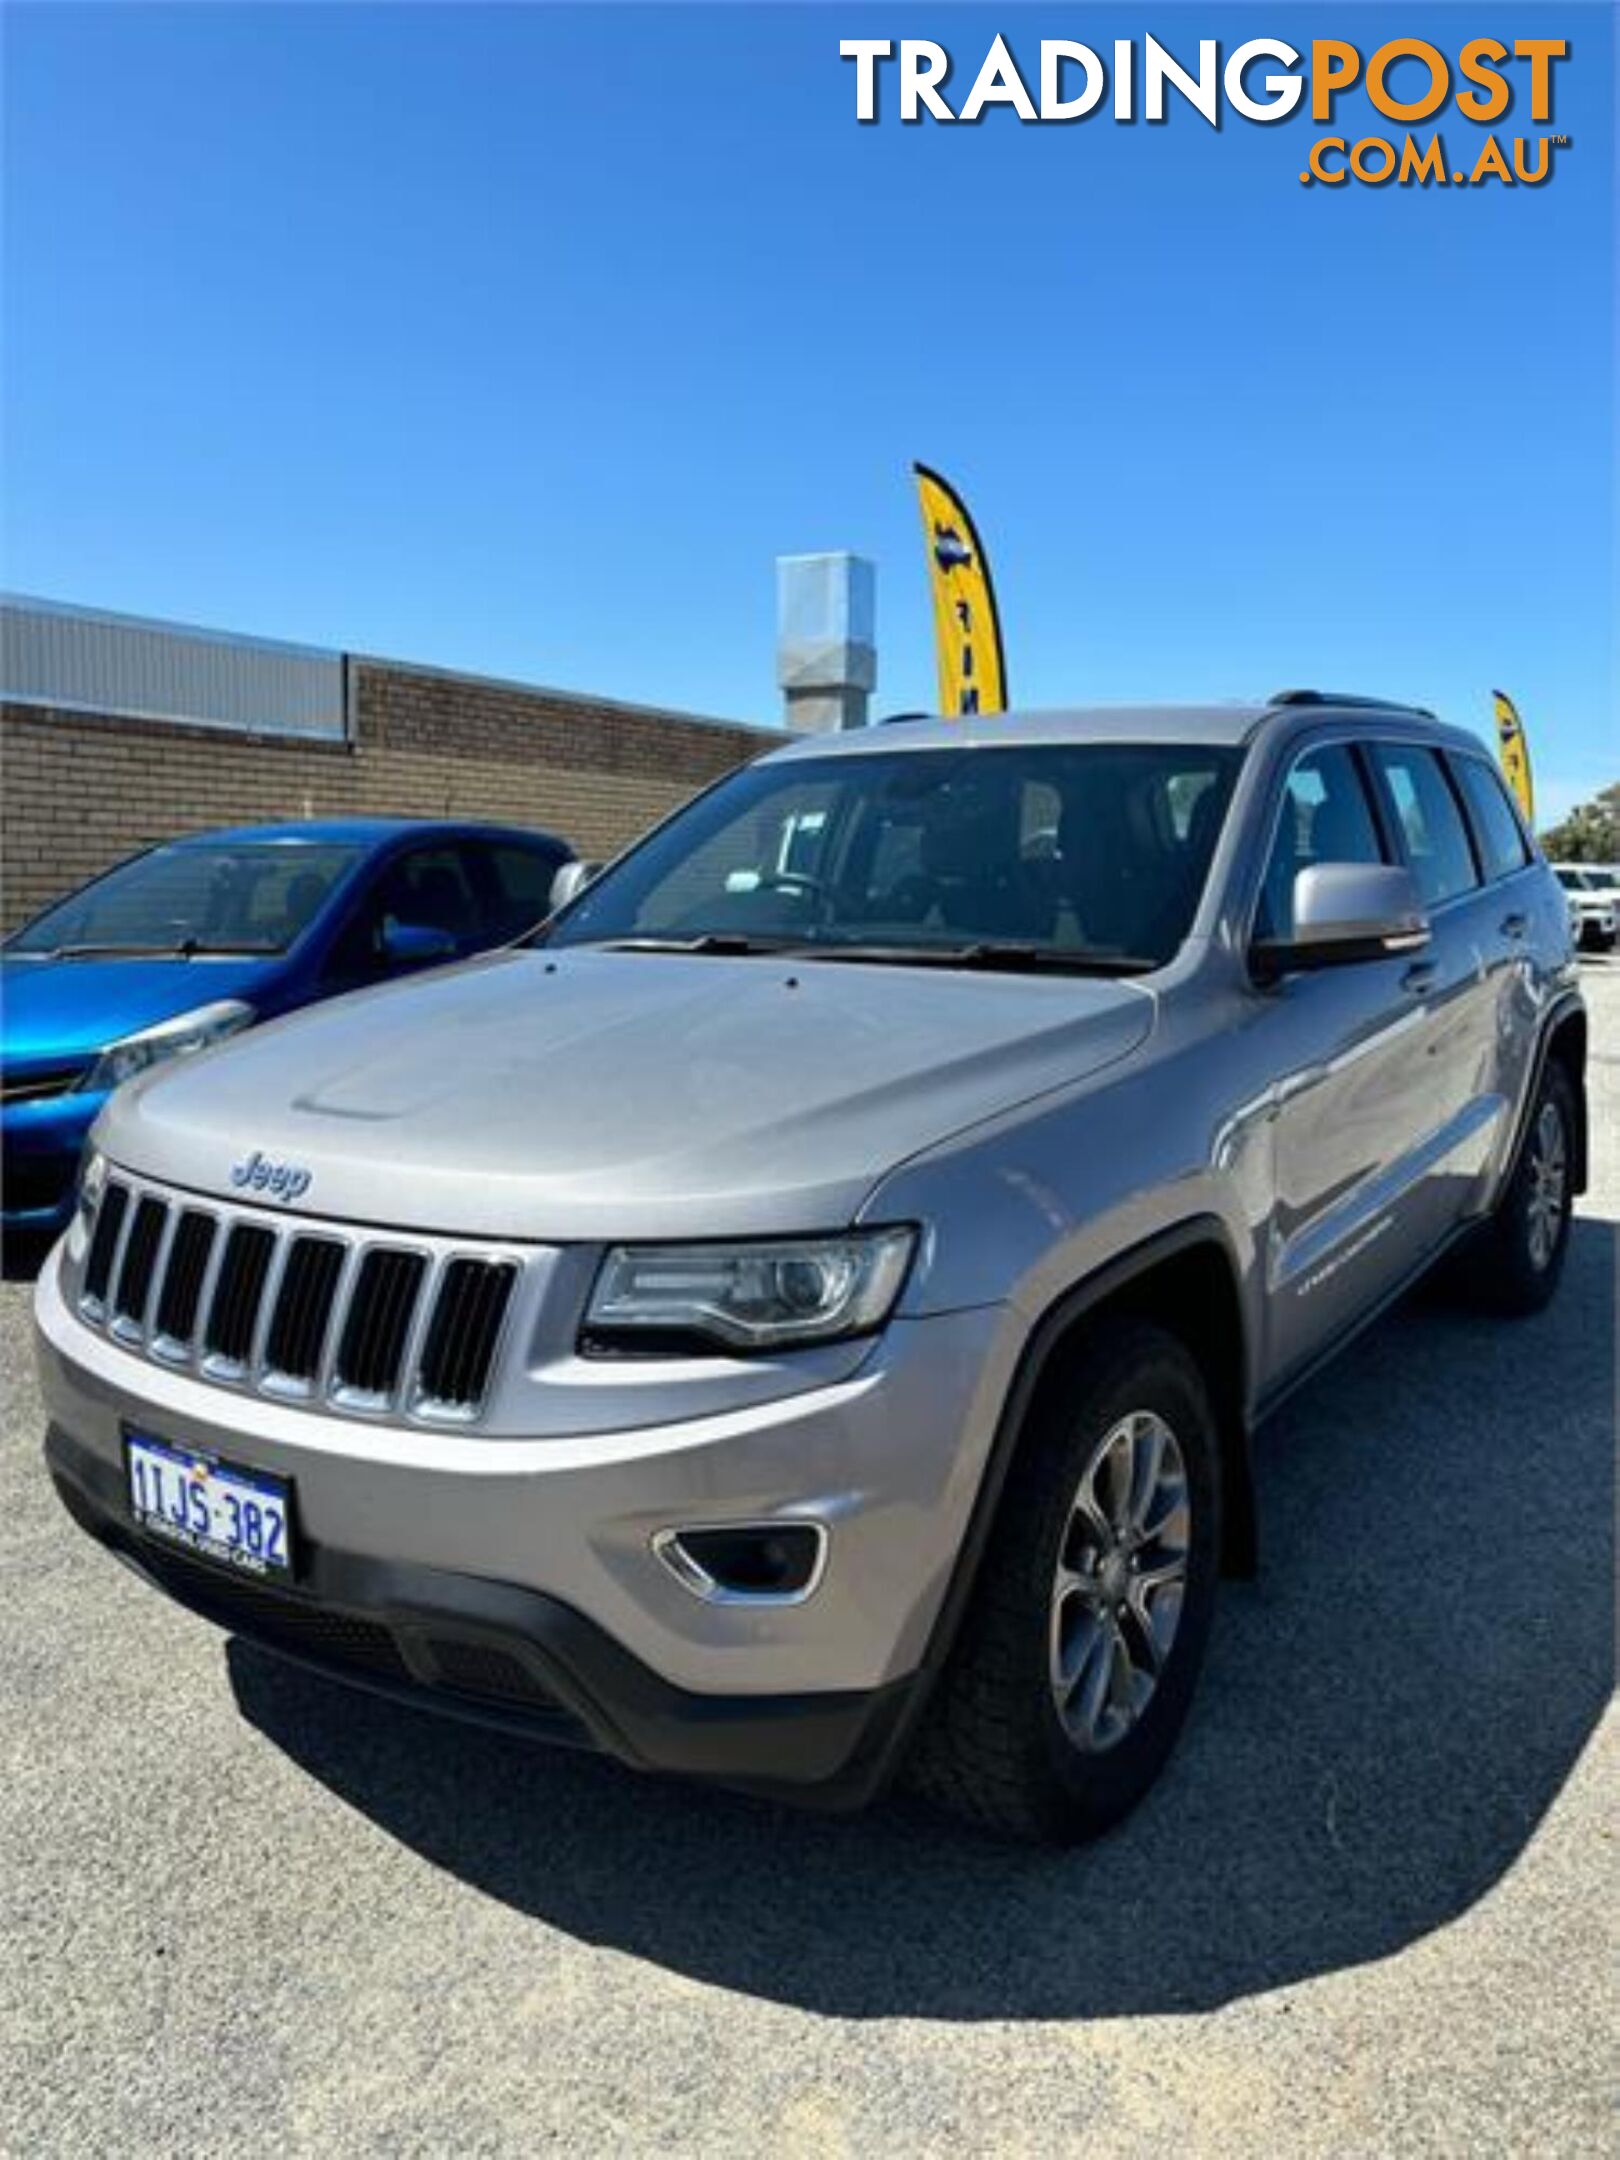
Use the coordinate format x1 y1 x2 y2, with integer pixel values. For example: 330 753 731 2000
1466 1060 1578 1316
909 1322 1221 1843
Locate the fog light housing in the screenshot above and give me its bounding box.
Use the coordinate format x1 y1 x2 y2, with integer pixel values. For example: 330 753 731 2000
653 1522 826 1604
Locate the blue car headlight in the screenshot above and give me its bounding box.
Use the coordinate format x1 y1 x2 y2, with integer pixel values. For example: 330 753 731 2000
82 1000 254 1095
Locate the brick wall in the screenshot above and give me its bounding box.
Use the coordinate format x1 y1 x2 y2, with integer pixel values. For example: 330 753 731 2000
0 659 778 931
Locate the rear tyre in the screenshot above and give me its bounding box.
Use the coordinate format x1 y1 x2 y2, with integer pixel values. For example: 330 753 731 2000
1465 1059 1577 1316
908 1322 1221 1843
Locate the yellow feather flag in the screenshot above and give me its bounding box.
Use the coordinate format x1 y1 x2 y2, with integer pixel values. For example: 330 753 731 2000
1493 689 1535 826
913 463 1008 717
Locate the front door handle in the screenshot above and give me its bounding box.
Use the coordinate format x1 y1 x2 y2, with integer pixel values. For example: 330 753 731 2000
1401 960 1439 995
1500 911 1528 940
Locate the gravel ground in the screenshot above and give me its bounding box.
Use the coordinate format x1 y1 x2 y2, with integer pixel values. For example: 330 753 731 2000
3 967 1615 2157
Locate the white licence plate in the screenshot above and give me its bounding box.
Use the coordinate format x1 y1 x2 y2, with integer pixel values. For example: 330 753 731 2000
124 1432 294 1578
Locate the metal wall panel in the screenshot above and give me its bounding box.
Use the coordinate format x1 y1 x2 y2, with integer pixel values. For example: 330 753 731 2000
1 596 348 741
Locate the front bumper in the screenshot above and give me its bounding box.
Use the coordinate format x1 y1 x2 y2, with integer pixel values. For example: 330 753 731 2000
45 1424 913 1803
2 1089 102 1242
35 1252 1016 1799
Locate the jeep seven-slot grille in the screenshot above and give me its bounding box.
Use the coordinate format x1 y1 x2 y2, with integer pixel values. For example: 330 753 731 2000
264 1236 345 1382
77 1177 517 1422
204 1224 276 1367
418 1259 518 1410
334 1250 427 1398
83 1181 129 1307
111 1196 168 1328
154 1211 217 1348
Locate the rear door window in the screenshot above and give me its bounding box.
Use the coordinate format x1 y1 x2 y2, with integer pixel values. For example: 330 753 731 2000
1450 755 1531 883
1370 745 1480 908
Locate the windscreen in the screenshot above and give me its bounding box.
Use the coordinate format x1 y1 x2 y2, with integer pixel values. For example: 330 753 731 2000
546 743 1242 969
7 841 365 957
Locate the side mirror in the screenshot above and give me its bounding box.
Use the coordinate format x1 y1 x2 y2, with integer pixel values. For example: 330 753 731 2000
379 919 458 968
549 860 601 913
1252 863 1430 981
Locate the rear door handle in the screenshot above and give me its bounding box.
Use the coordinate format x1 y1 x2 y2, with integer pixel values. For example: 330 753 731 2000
1500 911 1528 940
1401 961 1439 995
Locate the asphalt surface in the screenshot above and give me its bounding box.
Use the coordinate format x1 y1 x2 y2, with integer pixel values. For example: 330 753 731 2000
4 967 1615 2156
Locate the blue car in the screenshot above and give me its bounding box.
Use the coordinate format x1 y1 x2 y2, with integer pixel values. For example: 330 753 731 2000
2 817 572 1260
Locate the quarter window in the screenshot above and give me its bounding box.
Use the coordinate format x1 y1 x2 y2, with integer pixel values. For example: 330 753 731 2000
1451 756 1531 883
1257 745 1385 941
1370 746 1480 908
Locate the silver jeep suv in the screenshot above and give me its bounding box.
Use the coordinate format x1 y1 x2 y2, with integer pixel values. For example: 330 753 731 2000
36 694 1586 1840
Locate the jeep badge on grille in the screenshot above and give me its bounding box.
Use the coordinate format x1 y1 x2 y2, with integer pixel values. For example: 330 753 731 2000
230 1151 313 1203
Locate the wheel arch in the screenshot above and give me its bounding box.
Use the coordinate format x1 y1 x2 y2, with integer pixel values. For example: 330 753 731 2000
1495 993 1588 1204
1005 1223 1258 1583
917 1221 1253 1690
1540 1002 1589 1194
861 1218 1261 1803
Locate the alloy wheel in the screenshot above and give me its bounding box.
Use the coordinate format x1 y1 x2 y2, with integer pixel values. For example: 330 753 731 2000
1049 1409 1191 1753
1525 1098 1568 1272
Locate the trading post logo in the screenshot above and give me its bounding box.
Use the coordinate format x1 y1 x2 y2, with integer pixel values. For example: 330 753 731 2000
840 35 1571 189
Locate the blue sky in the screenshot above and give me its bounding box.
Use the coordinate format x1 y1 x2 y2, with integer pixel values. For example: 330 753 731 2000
3 4 1613 818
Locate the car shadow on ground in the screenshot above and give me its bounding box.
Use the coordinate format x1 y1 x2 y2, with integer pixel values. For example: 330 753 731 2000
230 1215 1615 2021
2 1230 55 1285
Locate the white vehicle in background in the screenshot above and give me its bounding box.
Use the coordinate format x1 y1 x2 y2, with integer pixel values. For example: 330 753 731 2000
1552 865 1618 953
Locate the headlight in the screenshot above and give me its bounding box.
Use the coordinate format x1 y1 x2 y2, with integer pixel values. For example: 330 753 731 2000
66 1145 107 1261
77 1147 107 1221
83 1000 254 1094
583 1227 916 1354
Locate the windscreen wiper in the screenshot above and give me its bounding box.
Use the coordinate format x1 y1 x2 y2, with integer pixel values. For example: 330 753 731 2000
799 941 1158 976
50 941 204 960
591 934 808 957
571 934 1156 972
48 939 278 960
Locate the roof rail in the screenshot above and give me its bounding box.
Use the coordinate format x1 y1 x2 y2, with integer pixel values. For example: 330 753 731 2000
876 709 938 725
1268 688 1437 719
